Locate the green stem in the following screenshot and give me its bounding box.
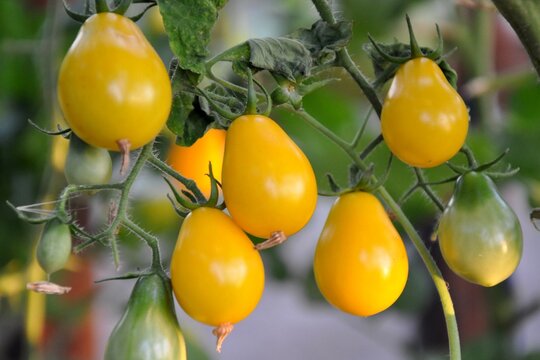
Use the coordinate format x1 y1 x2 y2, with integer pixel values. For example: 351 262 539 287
311 0 383 116
147 153 207 203
292 106 460 360
123 218 163 271
492 0 540 77
94 0 109 12
413 168 445 212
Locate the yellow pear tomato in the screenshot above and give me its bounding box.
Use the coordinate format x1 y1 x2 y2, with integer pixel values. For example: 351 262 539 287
221 114 317 240
381 57 469 168
57 13 171 151
314 192 409 316
167 129 226 198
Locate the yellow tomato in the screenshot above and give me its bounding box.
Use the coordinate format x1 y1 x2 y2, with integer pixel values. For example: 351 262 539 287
57 13 171 151
170 207 264 327
381 57 469 168
167 129 226 198
314 192 408 316
222 115 317 239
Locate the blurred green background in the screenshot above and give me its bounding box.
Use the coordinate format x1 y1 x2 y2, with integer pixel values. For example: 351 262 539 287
1 0 540 359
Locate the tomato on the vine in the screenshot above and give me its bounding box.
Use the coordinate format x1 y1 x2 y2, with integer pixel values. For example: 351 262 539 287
221 114 317 240
314 192 408 316
64 134 112 185
36 218 72 275
381 57 469 168
105 274 186 360
57 13 171 151
438 171 523 287
167 129 226 198
170 207 264 350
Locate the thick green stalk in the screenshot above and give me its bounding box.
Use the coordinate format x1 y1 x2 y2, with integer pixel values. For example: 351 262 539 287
292 106 461 360
492 0 540 77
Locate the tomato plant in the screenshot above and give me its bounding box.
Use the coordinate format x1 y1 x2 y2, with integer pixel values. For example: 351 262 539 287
438 171 523 287
381 57 469 168
314 192 409 316
222 114 317 241
170 207 264 351
57 12 171 151
7 0 539 359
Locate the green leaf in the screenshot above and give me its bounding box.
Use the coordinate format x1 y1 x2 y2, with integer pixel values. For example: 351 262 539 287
232 38 312 81
157 0 228 75
288 20 353 65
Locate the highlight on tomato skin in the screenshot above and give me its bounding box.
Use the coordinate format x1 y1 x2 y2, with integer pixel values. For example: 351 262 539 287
381 57 469 168
313 192 409 317
221 114 318 240
167 129 226 198
57 12 172 151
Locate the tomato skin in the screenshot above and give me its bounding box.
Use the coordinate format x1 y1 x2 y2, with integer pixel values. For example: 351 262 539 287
438 172 523 287
167 129 226 198
381 57 469 168
105 274 186 360
221 115 317 238
64 135 112 185
57 13 171 151
36 219 72 275
313 192 408 316
170 207 264 326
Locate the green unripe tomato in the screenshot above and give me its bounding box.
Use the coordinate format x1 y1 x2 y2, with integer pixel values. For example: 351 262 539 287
64 134 112 185
105 274 187 360
438 172 523 287
36 219 72 275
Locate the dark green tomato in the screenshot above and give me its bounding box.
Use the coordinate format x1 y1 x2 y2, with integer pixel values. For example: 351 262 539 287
105 274 186 360
64 134 112 185
438 172 523 287
36 218 72 275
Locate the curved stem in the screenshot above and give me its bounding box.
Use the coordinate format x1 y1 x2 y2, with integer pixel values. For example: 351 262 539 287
292 106 460 360
123 218 163 271
311 0 383 117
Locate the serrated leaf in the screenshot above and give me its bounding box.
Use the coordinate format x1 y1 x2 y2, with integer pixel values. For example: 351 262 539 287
158 0 228 75
288 20 353 65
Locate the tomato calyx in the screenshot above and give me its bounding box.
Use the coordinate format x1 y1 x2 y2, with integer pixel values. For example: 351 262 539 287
212 322 234 353
164 162 225 217
62 0 157 23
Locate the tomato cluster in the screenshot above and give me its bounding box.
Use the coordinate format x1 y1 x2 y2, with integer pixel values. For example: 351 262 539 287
41 5 525 359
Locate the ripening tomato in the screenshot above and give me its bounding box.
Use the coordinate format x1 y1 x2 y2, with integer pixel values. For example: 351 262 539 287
170 207 264 334
57 13 172 151
438 172 523 287
381 57 469 168
105 274 186 360
167 129 226 198
314 192 409 316
222 114 317 239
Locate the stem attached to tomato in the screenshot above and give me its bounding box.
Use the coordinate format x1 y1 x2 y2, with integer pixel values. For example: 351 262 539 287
291 106 461 360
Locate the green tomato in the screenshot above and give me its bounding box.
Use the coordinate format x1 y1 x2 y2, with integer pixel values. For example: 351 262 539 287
438 172 523 287
64 134 112 185
36 218 72 275
105 274 187 360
